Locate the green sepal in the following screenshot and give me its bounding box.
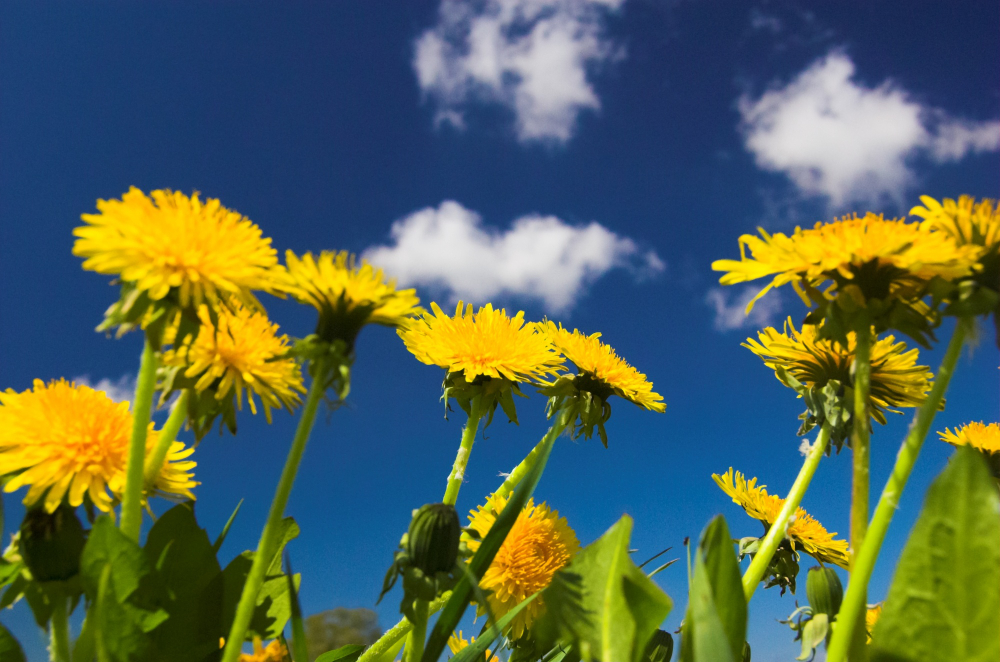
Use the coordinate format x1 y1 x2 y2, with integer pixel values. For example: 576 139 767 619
290 335 354 402
442 372 524 428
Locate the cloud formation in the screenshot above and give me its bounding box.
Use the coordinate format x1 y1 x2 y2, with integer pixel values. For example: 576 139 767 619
73 374 136 405
363 200 663 313
705 286 782 332
413 0 624 143
740 51 1000 206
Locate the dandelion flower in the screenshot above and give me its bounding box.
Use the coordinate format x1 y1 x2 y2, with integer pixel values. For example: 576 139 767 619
73 188 280 309
866 603 883 642
539 321 665 412
280 250 421 344
447 631 497 661
911 195 1000 251
712 213 978 311
161 303 305 423
745 319 932 425
239 638 288 662
466 493 580 640
400 302 563 383
140 438 198 501
0 379 197 513
939 421 1000 455
713 468 849 568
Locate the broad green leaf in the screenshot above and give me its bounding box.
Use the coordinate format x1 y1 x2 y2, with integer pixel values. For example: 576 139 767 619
539 516 672 662
144 503 224 662
315 644 367 662
450 594 539 662
680 516 747 662
0 622 26 662
871 446 1000 662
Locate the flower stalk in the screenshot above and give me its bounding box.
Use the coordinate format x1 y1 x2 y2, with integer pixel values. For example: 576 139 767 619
119 337 160 541
742 422 833 601
442 395 487 506
403 598 429 662
849 321 872 555
827 317 970 662
49 594 70 662
357 593 451 662
495 406 574 500
220 355 330 662
143 390 189 488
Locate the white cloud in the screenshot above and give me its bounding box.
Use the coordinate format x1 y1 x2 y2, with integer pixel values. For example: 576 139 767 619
413 0 624 143
705 286 782 332
363 200 662 313
74 374 136 405
740 51 1000 206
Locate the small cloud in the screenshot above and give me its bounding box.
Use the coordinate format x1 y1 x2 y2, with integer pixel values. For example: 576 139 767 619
73 374 136 405
363 200 663 313
413 0 625 143
749 9 782 34
739 51 1000 207
705 286 782 332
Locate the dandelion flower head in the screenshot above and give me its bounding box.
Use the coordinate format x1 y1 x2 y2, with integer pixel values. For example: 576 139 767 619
73 187 280 309
239 638 289 662
400 302 563 383
866 603 883 642
538 321 665 412
911 195 1000 251
713 468 849 568
447 631 497 661
939 421 1000 455
466 493 580 640
745 318 932 425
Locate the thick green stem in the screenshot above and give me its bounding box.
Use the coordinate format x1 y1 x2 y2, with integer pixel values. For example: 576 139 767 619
220 357 329 662
72 615 95 662
357 593 451 662
850 324 872 557
143 390 189 488
119 337 159 541
403 599 429 662
742 423 832 601
827 318 969 662
442 397 487 506
495 408 573 500
50 594 71 662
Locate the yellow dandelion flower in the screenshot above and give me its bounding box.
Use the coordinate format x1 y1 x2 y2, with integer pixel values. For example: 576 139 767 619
239 638 289 662
466 493 580 640
0 380 197 513
939 421 1000 455
911 195 1000 251
141 438 198 501
745 318 932 425
712 213 979 311
73 187 280 309
161 303 305 423
713 468 849 568
865 603 883 643
447 631 497 661
538 321 665 413
400 302 563 383
281 250 421 344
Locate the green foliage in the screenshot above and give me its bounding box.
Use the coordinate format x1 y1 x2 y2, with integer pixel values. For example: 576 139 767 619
286 555 309 662
781 568 844 661
536 516 673 662
870 446 1000 662
450 594 538 662
680 516 747 662
0 622 26 662
315 645 367 662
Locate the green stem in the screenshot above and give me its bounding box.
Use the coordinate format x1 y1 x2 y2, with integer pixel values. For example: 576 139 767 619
850 323 872 557
403 599 428 662
72 616 95 662
119 337 159 541
442 396 487 506
494 408 573 500
357 593 451 662
742 422 832 601
143 390 189 488
827 318 969 662
50 594 71 662
220 357 330 662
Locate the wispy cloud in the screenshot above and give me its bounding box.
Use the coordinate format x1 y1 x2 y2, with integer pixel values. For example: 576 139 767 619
739 51 1000 207
363 200 663 313
73 374 136 405
413 0 624 143
705 286 782 332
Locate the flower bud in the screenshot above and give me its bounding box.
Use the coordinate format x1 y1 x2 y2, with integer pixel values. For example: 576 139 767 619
806 566 843 617
406 503 460 575
644 629 673 662
19 505 86 583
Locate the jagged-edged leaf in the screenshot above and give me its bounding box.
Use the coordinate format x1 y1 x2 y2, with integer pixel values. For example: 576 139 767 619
871 447 1000 662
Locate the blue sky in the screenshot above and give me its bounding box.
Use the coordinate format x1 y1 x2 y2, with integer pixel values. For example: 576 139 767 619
1 1 997 660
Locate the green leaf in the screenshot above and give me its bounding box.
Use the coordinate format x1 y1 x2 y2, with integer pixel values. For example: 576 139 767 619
285 554 309 662
680 516 747 662
315 644 367 662
538 516 672 662
450 594 539 662
0 622 26 662
871 446 1000 662
213 499 244 555
143 503 224 662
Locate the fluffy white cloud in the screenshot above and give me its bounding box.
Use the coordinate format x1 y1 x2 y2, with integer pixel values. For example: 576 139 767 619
705 286 782 332
363 200 662 312
413 0 624 143
740 52 1000 206
73 374 136 405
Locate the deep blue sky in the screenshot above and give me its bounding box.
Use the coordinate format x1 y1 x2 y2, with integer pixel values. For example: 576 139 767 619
1 2 997 660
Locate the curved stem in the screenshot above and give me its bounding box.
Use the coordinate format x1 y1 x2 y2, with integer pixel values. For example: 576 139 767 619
72 615 95 662
50 594 70 662
220 356 329 662
850 324 872 557
742 422 832 601
143 390 189 488
356 593 451 662
403 599 428 662
442 396 487 506
119 337 159 541
827 318 969 662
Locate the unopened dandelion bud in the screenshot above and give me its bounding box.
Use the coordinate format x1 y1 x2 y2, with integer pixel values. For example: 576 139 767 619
19 505 86 583
806 566 843 617
407 503 460 575
644 629 673 662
